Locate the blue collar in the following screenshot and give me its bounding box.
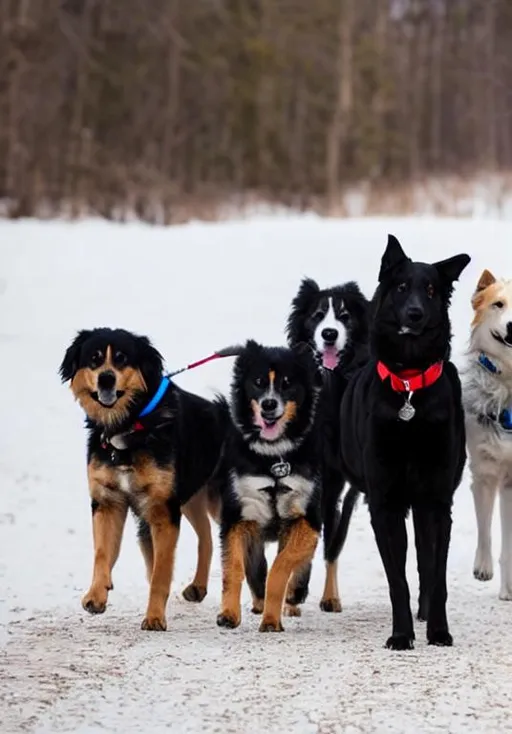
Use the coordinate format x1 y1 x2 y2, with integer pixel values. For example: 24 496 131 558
139 376 171 418
478 352 501 375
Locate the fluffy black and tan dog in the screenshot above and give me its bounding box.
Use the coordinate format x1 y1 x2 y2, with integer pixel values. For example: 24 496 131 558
216 340 322 632
59 328 225 631
338 235 470 650
285 279 369 612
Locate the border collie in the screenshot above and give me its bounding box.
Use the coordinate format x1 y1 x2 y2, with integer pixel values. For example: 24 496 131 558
286 278 369 611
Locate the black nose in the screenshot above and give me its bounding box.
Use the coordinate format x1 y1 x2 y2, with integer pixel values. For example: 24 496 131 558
506 322 512 342
98 370 116 390
406 307 424 323
321 328 338 344
261 398 278 413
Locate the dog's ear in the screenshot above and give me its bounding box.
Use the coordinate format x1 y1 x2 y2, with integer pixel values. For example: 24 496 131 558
59 330 93 382
378 235 409 282
137 335 163 389
286 278 320 346
475 269 496 292
433 254 471 284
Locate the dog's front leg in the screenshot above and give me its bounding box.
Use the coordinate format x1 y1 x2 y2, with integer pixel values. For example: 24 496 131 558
260 518 318 632
499 485 512 600
471 472 498 581
412 507 435 622
370 505 414 650
141 496 181 631
82 494 128 614
423 503 453 646
217 521 256 628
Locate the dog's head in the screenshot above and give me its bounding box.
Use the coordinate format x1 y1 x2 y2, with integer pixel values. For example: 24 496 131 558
372 235 470 366
230 340 321 454
286 278 368 371
470 270 512 358
59 328 163 428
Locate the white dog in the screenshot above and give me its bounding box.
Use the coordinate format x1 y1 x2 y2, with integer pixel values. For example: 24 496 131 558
462 269 512 600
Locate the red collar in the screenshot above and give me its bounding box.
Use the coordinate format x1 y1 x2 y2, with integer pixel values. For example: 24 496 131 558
376 361 444 393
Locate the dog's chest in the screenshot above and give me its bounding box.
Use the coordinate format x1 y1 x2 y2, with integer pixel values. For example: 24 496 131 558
231 470 315 525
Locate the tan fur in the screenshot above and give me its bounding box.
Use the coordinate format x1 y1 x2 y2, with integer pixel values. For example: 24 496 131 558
181 488 214 601
283 400 297 422
71 346 146 428
471 274 509 325
320 560 342 612
218 522 258 627
260 518 318 632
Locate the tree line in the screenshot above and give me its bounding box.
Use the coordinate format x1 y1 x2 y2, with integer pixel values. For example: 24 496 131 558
0 0 511 222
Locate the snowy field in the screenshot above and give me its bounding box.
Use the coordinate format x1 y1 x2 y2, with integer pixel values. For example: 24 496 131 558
1 215 511 734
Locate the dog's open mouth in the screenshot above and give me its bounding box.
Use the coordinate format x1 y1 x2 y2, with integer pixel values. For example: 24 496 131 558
321 345 340 370
92 390 125 407
254 413 285 441
491 331 512 348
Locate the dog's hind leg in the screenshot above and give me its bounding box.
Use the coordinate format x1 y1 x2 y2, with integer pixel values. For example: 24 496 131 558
472 472 498 581
370 505 414 650
284 562 312 617
137 519 153 583
245 536 267 614
499 484 512 600
320 485 359 612
412 507 435 622
181 488 213 603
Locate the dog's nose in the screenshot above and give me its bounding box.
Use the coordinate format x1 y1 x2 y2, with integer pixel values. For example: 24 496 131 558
98 370 116 390
321 328 338 344
261 398 278 413
506 322 512 343
406 307 424 323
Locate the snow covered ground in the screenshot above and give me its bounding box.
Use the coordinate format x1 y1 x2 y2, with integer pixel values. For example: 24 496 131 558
1 215 511 734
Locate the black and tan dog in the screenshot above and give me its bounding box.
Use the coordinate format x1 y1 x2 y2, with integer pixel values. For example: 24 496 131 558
60 328 225 630
216 340 322 632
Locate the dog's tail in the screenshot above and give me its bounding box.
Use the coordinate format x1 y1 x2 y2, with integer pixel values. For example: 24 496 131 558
325 485 360 563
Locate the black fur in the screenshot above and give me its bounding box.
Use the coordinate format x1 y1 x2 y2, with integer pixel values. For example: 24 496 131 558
60 327 226 542
337 235 470 650
217 340 323 628
286 278 370 606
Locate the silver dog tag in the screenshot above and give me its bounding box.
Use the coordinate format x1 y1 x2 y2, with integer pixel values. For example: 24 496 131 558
270 461 291 479
398 392 415 422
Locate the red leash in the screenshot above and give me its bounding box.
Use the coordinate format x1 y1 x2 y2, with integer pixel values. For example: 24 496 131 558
167 344 242 378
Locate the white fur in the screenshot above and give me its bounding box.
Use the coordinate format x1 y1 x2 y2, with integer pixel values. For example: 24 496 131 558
231 471 316 524
231 472 274 524
462 299 512 597
248 437 296 456
276 474 316 519
314 297 347 355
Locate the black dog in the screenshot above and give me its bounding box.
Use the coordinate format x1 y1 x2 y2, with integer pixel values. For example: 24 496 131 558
216 340 322 632
60 328 225 630
286 279 369 611
337 235 470 650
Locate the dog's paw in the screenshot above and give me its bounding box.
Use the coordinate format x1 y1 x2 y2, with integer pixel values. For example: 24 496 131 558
499 588 512 601
259 618 284 633
182 584 207 602
141 615 167 631
251 599 264 615
283 603 301 617
319 597 342 613
216 612 240 629
385 634 414 651
82 588 108 614
473 550 493 581
427 629 453 647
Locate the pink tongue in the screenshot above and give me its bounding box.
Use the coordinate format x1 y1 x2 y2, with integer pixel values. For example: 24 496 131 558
322 346 339 370
254 414 282 440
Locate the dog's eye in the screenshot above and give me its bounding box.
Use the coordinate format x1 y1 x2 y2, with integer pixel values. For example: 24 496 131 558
313 310 324 321
114 351 127 367
282 376 293 389
426 284 435 299
397 282 407 293
89 350 103 368
339 312 349 324
493 300 504 309
253 376 265 388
